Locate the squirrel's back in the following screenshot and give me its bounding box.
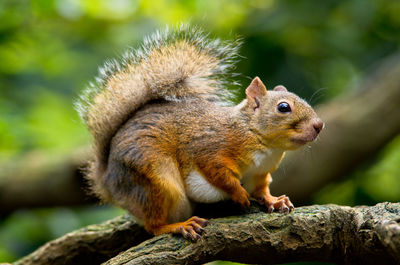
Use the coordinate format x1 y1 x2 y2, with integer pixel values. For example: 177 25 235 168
75 25 240 200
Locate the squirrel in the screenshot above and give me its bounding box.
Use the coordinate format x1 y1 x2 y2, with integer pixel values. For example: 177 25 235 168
76 25 324 241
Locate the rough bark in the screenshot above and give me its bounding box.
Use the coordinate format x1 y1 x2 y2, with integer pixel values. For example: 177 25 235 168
13 214 151 265
2 53 400 212
15 202 400 265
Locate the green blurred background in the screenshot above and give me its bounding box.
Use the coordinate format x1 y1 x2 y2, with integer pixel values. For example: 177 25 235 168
0 0 399 263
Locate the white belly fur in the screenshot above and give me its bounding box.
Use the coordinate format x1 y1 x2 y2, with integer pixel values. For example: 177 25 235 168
241 149 284 194
185 171 230 203
185 149 284 203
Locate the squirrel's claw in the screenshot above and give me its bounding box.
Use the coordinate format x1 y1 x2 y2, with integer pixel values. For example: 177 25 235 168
280 205 290 213
180 226 201 241
177 216 209 242
259 195 294 214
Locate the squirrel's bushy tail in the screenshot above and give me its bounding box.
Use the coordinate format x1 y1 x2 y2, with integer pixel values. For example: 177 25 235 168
75 24 240 200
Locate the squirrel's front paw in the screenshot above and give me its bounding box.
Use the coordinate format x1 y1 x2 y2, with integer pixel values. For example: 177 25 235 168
232 190 250 209
258 195 294 213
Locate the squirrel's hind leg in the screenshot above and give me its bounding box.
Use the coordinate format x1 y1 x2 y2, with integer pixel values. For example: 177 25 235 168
132 157 208 241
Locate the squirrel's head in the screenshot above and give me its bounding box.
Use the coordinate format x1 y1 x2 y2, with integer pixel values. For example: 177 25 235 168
243 77 324 150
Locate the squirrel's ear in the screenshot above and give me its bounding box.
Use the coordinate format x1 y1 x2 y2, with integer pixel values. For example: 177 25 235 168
246 77 267 110
273 85 287 92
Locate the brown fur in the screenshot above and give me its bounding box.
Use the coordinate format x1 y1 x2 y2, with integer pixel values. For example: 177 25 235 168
100 78 322 237
82 34 237 202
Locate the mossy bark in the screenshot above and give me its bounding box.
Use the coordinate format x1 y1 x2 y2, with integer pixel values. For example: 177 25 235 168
15 202 400 265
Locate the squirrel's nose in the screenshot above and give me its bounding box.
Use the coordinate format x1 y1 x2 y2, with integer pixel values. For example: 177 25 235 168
313 119 324 134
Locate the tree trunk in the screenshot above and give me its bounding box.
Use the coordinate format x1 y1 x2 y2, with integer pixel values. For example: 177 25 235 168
15 202 400 265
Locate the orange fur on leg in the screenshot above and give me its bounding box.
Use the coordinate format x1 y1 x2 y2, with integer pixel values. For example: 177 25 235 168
198 157 250 209
251 173 294 213
133 158 208 240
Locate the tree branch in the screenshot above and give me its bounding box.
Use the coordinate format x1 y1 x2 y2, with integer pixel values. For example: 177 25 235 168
13 214 151 265
0 149 94 214
15 202 400 265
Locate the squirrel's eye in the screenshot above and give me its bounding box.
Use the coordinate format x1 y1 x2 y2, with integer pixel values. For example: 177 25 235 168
277 102 291 113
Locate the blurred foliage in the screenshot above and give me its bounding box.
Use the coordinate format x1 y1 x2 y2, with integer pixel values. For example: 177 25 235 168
314 134 400 206
0 0 399 263
0 206 123 261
